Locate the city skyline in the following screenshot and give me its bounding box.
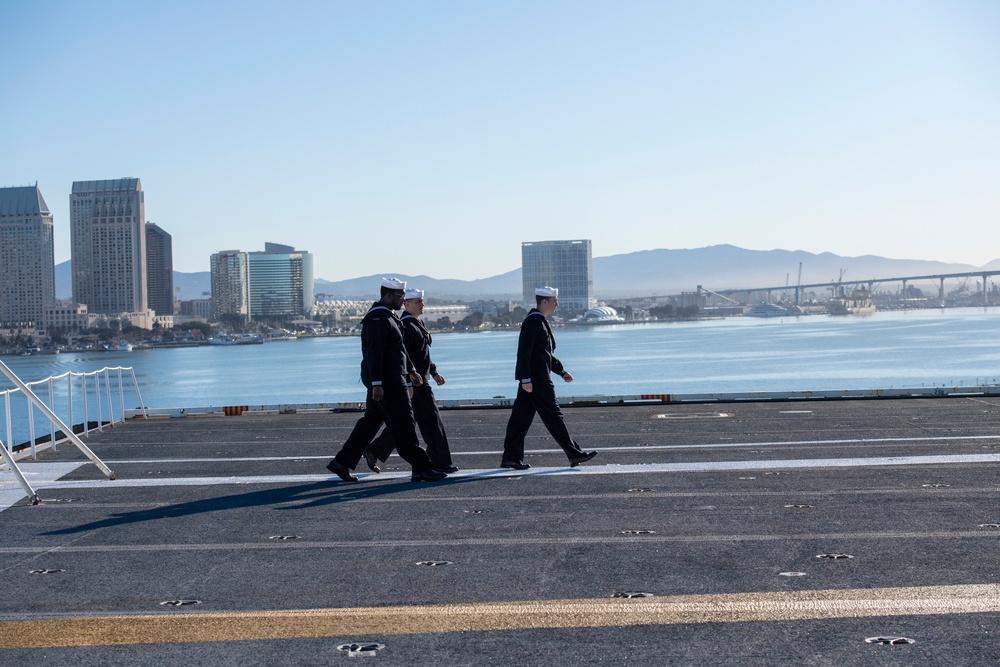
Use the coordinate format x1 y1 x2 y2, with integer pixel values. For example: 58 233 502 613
2 2 998 280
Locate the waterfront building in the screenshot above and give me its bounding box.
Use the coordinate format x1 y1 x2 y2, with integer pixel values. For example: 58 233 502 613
145 222 174 315
679 291 708 309
580 306 624 323
312 299 371 327
153 313 174 329
179 298 212 319
210 250 250 320
41 300 97 333
70 178 149 317
86 310 156 330
246 243 314 319
0 184 56 327
422 304 470 325
521 239 594 315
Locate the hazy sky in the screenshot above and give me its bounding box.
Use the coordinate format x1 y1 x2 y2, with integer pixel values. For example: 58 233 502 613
2 1 998 280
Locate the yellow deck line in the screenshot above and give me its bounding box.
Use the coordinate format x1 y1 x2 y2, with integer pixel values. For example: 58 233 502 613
2 584 999 648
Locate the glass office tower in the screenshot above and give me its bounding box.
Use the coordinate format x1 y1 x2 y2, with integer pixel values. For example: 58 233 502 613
247 243 314 319
145 222 174 315
521 239 594 315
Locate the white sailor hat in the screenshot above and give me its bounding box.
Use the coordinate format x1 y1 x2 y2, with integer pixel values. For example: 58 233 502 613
534 286 559 297
404 288 424 300
381 277 406 291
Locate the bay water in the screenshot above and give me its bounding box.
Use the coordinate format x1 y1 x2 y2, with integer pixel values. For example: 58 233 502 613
4 307 999 411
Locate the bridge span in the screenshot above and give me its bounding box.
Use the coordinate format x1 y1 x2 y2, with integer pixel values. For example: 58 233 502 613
705 269 1000 307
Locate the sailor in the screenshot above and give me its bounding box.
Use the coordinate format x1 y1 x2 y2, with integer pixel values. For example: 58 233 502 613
364 287 457 473
326 278 446 483
500 286 598 469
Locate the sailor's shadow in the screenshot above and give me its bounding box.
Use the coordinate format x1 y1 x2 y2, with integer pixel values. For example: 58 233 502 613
43 475 483 535
280 474 484 510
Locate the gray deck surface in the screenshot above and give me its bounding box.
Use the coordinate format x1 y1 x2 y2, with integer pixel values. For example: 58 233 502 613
1 397 999 665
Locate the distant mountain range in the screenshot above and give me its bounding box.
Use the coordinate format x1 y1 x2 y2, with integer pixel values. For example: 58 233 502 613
54 245 1000 302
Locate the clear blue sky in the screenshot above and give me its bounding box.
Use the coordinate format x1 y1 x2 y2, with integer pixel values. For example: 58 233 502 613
2 0 998 280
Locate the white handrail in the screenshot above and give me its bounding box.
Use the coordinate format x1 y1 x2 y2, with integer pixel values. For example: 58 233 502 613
0 365 146 461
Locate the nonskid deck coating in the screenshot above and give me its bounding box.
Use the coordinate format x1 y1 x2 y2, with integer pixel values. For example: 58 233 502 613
1 397 999 664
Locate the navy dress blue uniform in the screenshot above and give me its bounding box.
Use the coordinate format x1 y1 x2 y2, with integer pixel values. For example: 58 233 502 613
329 303 436 476
368 313 454 469
502 308 590 465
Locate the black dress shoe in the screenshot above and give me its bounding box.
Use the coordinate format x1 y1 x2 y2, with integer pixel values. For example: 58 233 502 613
500 460 530 470
411 468 448 482
569 451 598 467
433 465 459 474
326 460 359 482
363 448 381 473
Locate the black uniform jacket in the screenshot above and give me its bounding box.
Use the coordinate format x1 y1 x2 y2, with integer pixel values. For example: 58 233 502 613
359 303 412 388
514 309 565 384
400 314 438 378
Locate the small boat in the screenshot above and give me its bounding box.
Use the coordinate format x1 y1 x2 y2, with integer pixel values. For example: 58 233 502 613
103 342 133 351
207 335 237 346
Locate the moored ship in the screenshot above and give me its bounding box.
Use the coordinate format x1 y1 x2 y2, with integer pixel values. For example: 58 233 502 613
829 287 876 315
745 302 790 318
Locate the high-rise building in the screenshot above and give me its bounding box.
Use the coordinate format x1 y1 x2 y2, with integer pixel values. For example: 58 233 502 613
247 243 314 319
521 239 594 314
210 243 314 321
0 185 56 326
145 222 174 315
210 250 249 320
70 178 148 315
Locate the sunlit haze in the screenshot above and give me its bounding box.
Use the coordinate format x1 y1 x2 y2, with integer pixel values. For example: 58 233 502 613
2 0 998 280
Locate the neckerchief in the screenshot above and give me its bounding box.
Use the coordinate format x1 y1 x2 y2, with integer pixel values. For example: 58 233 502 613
402 313 432 346
369 303 403 326
527 310 555 351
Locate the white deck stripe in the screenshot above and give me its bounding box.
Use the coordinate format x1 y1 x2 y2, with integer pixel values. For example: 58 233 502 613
94 434 1000 465
88 433 1000 456
4 452 1000 513
0 462 86 512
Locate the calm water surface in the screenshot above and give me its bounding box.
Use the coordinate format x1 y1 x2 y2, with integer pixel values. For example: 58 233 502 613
4 308 1000 412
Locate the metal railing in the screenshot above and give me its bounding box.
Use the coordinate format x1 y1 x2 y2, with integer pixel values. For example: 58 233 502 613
1 366 148 460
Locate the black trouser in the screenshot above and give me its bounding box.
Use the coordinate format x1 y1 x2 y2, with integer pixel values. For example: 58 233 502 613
333 383 433 472
369 383 453 468
502 380 586 463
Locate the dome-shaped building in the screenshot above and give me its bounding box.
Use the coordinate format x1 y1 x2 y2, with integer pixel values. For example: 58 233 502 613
580 306 624 323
